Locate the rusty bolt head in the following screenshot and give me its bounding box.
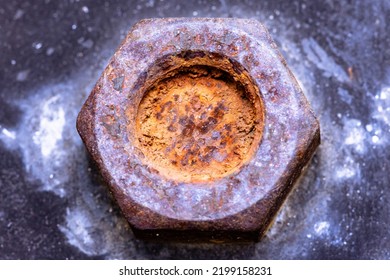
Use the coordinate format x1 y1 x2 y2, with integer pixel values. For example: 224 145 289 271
77 18 320 242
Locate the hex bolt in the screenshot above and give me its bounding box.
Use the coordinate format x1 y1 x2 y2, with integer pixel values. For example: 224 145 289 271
77 18 320 242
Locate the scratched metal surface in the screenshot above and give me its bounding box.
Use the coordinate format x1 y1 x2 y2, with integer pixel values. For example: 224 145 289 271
0 0 389 259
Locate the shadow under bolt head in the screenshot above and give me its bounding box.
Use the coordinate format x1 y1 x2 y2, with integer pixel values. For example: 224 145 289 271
76 18 320 242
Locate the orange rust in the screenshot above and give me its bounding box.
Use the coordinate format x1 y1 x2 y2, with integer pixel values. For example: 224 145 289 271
348 66 354 80
135 66 263 182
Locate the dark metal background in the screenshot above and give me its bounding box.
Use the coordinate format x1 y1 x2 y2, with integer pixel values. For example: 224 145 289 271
0 0 389 259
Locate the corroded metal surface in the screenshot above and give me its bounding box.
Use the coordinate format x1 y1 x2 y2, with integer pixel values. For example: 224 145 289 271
136 65 263 183
77 18 320 242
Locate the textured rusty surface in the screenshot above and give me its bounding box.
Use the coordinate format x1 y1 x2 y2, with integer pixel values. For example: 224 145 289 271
77 18 320 242
136 65 263 183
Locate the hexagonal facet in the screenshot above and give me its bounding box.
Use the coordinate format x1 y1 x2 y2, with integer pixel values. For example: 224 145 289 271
77 18 320 242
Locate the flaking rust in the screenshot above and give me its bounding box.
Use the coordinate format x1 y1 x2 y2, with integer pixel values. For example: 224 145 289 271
77 18 320 242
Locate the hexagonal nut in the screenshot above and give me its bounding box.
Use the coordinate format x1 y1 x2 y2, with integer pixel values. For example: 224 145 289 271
77 18 320 242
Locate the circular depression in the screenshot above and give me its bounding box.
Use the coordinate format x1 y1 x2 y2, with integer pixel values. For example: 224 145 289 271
135 64 264 183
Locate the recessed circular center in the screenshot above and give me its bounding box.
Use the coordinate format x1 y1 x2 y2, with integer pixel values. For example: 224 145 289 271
135 66 263 182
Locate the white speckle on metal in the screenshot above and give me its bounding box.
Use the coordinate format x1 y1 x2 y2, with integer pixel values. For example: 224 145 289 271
16 70 30 81
32 42 43 50
2 128 16 140
314 221 330 235
46 47 55 56
372 135 379 143
302 38 348 82
32 96 65 158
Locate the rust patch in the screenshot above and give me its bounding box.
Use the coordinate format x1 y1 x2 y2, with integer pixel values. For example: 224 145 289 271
136 66 262 182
